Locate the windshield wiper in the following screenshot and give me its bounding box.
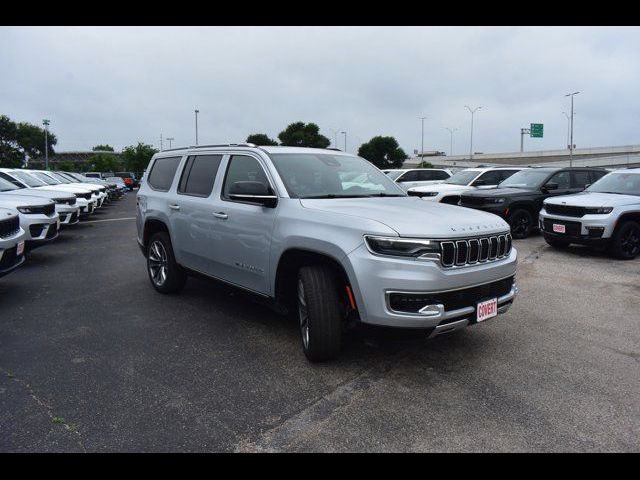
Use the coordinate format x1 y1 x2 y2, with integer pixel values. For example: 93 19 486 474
365 193 405 197
302 194 368 199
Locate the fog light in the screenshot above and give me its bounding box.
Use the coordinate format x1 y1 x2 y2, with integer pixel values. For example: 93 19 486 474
587 227 605 238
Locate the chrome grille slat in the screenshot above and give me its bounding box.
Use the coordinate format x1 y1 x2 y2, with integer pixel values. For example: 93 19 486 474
440 233 511 268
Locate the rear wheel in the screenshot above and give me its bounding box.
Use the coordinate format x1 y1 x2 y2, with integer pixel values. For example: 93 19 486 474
509 209 533 239
297 265 343 362
147 232 187 293
610 221 640 260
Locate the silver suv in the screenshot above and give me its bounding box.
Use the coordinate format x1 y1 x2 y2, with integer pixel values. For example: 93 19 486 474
137 145 518 361
540 168 640 259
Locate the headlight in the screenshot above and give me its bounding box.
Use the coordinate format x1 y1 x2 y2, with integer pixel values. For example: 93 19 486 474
485 197 505 204
422 192 439 197
585 207 613 214
364 235 440 259
17 207 34 214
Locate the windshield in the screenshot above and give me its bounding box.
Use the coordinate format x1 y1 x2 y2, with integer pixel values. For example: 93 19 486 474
0 176 21 192
57 172 80 183
499 170 551 189
445 170 481 186
49 172 71 183
384 170 405 181
31 172 61 185
269 153 405 199
587 172 640 196
11 171 47 187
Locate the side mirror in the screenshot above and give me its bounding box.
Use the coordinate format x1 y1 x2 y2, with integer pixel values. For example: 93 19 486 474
542 182 559 192
229 181 277 208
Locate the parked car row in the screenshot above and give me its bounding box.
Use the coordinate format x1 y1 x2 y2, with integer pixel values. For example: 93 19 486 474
404 165 639 259
86 171 139 190
0 169 127 279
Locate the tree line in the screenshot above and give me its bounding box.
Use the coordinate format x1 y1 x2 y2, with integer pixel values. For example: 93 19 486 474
1 114 411 172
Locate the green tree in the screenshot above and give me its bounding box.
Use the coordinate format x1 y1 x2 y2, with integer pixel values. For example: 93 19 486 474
357 136 407 169
56 161 77 172
246 133 278 146
0 115 57 167
122 142 158 172
93 144 114 152
277 122 330 148
416 161 434 168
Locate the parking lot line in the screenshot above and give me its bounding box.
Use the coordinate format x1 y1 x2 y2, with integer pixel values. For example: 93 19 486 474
81 217 136 224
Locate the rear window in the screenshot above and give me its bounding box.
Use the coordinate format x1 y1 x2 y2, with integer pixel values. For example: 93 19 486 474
147 156 182 191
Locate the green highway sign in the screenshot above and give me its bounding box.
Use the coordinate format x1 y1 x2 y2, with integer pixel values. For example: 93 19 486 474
530 123 543 138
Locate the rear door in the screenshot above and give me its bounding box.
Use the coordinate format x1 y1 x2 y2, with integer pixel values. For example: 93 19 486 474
169 154 224 273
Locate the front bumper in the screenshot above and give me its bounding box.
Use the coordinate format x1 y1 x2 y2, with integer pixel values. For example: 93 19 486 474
80 201 97 217
57 205 81 226
539 209 613 245
345 242 518 329
0 229 27 278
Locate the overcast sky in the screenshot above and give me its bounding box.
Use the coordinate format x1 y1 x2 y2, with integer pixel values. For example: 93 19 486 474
1 26 639 156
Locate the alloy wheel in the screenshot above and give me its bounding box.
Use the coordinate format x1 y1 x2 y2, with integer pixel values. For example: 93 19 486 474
148 240 168 287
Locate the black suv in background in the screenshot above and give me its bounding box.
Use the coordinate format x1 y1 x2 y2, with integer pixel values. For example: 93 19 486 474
459 167 608 238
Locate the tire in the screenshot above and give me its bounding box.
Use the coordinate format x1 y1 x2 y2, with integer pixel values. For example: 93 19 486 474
146 231 187 294
609 221 640 260
297 265 343 362
544 234 571 248
508 209 534 239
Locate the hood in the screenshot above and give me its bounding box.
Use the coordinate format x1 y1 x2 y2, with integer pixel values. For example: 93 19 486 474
409 183 474 194
2 189 71 201
463 187 536 198
35 185 92 194
0 194 54 208
545 191 640 208
300 197 509 238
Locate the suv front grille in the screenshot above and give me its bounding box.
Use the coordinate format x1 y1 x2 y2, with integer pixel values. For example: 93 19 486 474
459 195 486 207
77 192 92 200
545 204 586 217
389 276 515 314
0 216 20 239
440 233 512 267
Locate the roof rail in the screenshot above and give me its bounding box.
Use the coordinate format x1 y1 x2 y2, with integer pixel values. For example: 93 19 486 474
160 143 257 152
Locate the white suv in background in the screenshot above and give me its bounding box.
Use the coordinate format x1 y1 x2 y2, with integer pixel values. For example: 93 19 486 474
407 167 526 204
0 207 26 278
383 168 452 191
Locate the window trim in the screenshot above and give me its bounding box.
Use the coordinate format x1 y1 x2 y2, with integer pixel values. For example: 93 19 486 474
146 155 184 192
220 153 277 206
176 154 223 198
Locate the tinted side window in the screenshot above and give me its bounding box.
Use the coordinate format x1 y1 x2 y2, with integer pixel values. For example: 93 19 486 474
222 155 270 199
571 171 590 189
590 170 607 183
418 170 449 181
398 171 419 182
147 156 182 191
178 154 223 197
474 170 503 185
500 170 520 182
547 171 571 189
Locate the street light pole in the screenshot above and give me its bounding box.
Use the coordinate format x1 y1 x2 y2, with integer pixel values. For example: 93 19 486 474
444 127 457 156
167 137 174 149
160 133 163 152
565 92 580 167
562 112 571 150
194 109 199 145
341 131 347 152
418 116 426 160
465 105 482 160
42 119 50 170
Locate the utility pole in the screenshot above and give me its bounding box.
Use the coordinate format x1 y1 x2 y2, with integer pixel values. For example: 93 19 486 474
418 116 426 160
166 137 174 149
520 127 531 152
565 92 580 167
444 127 457 156
194 109 199 145
465 105 482 159
42 119 50 170
341 131 347 152
160 133 163 152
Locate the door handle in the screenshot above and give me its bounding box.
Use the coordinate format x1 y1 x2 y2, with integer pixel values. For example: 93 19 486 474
169 204 180 210
212 212 228 219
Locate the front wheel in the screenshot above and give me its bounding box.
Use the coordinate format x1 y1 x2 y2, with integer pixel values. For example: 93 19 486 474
147 232 187 293
509 209 533 239
610 221 640 260
297 265 343 362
